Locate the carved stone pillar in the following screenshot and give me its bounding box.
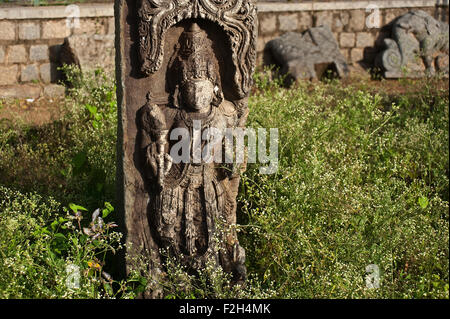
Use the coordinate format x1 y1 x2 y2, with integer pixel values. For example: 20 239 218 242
115 0 257 297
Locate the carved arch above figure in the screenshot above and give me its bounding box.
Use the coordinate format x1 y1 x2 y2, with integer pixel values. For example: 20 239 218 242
137 0 258 98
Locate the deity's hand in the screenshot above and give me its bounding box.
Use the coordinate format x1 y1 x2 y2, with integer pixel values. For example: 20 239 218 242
146 143 173 186
146 143 158 178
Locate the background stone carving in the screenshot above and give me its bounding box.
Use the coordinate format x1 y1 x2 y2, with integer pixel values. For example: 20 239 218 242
266 25 349 82
376 10 449 78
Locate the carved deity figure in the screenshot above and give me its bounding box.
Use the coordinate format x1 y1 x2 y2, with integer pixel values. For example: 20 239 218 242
139 23 246 282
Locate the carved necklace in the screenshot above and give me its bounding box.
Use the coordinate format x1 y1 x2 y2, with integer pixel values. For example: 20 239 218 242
179 105 217 128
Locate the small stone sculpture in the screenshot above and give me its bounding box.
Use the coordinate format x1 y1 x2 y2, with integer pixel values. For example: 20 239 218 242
266 25 349 81
377 10 449 78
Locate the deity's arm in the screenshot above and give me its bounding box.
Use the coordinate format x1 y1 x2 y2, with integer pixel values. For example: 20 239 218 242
140 98 176 186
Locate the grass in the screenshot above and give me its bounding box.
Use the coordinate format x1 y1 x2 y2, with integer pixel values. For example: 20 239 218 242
0 66 448 298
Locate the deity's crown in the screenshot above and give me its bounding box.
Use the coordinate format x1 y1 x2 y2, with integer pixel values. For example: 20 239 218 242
178 22 218 85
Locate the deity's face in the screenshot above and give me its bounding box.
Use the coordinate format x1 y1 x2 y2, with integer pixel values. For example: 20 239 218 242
181 78 215 113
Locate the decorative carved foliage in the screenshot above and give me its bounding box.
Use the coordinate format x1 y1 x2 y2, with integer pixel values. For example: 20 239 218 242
137 0 258 98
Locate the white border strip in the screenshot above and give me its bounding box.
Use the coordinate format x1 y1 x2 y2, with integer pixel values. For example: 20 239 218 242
0 1 447 20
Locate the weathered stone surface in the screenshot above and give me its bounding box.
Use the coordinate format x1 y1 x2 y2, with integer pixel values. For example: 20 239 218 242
107 17 115 35
7 45 27 64
73 18 104 35
314 11 332 28
59 34 115 73
350 48 364 63
0 46 5 64
376 10 449 78
267 25 349 81
44 84 65 97
334 11 350 33
42 20 71 39
40 63 59 84
0 21 16 40
117 0 257 298
279 13 299 32
349 10 366 32
257 36 266 52
18 22 40 40
30 45 49 62
340 32 356 48
298 11 313 30
356 32 375 48
21 64 40 82
385 9 400 25
0 84 41 99
260 15 277 34
0 65 19 86
340 48 349 60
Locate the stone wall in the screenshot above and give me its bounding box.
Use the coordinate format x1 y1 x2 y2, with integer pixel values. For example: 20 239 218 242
0 1 448 98
0 4 114 98
256 1 449 69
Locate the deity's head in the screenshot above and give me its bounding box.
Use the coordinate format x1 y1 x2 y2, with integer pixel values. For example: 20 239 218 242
180 78 216 113
174 22 222 113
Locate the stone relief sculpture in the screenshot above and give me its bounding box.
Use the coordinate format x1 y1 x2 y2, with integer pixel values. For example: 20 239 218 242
377 10 449 78
266 25 349 82
115 0 257 296
138 0 257 98
139 22 247 282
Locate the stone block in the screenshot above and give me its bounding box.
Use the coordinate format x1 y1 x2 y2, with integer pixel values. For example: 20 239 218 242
356 32 375 48
21 64 40 82
44 84 66 97
0 21 16 40
340 48 349 60
257 37 266 53
385 9 399 25
0 84 41 99
107 17 115 35
260 15 277 34
314 11 333 28
18 22 40 40
7 45 27 64
0 65 19 85
30 45 49 62
334 12 350 32
40 63 59 84
298 12 312 30
42 20 71 39
340 33 355 48
73 18 104 35
279 14 299 32
350 48 364 63
349 10 366 32
0 46 5 63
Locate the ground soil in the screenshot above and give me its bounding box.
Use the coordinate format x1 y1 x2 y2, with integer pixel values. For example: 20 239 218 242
0 95 65 127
